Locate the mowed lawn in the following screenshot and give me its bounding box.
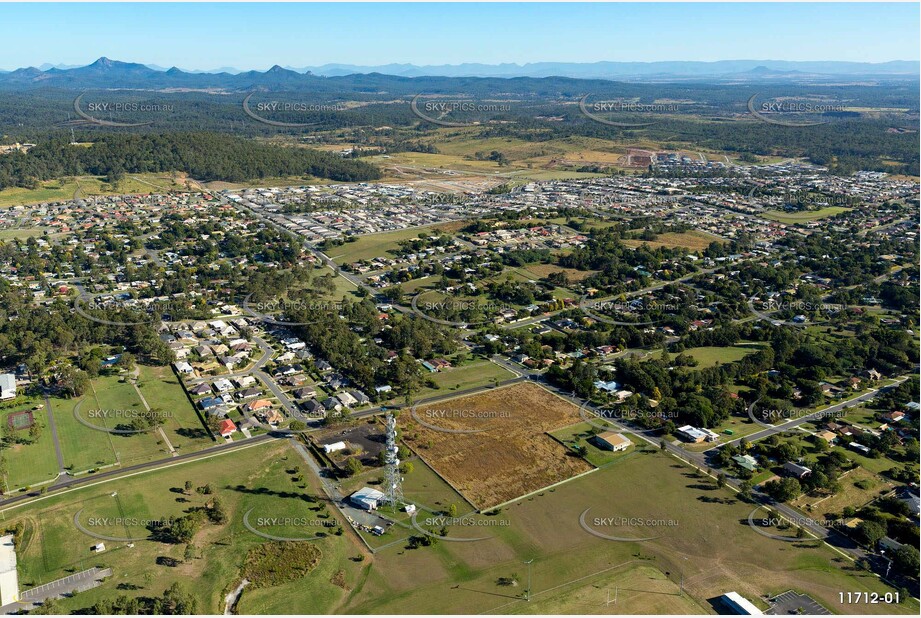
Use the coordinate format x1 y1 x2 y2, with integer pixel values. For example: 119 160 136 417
0 408 60 490
50 374 173 473
87 376 171 465
417 359 516 397
671 344 762 367
4 440 364 615
49 395 119 473
135 365 214 453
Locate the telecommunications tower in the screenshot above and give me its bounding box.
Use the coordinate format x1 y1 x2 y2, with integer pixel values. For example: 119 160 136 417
383 413 404 507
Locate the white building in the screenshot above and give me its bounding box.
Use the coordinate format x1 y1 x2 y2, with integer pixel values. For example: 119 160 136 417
350 487 386 511
0 374 16 400
0 534 19 606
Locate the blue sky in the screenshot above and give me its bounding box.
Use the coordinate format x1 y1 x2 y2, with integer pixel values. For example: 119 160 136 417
1 3 918 70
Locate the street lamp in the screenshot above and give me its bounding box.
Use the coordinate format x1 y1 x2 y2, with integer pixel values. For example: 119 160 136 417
524 558 534 602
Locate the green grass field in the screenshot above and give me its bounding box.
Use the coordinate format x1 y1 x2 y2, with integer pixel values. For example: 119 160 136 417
0 408 60 490
328 222 466 264
411 359 516 400
549 422 637 467
49 395 119 473
339 447 917 615
3 440 362 614
671 344 762 367
0 174 188 208
761 207 852 224
135 365 214 452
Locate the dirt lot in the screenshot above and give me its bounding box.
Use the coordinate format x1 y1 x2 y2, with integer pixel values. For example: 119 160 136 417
402 383 592 510
313 419 386 466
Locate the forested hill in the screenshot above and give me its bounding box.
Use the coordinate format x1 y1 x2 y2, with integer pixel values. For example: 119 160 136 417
0 133 381 189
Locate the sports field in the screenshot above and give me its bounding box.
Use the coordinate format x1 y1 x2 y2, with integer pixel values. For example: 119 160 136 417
0 408 59 490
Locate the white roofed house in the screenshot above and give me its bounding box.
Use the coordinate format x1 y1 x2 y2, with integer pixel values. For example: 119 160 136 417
0 374 16 400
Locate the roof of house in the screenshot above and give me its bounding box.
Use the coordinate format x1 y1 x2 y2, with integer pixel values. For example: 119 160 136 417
218 419 236 434
595 431 631 448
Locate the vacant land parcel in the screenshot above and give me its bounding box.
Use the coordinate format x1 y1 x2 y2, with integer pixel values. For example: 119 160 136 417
403 383 592 510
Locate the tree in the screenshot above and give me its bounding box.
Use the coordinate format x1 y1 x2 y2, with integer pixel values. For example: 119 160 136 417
738 480 754 502
183 543 196 563
344 457 363 477
448 503 458 518
855 520 886 547
764 477 801 502
893 545 920 575
209 497 228 524
716 473 726 489
184 480 193 495
159 582 198 614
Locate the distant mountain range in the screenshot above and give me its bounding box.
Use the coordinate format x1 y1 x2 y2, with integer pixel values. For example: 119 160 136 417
285 59 920 80
0 58 917 90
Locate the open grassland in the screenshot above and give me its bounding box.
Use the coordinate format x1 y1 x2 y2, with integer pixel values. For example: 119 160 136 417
515 263 598 282
0 174 192 208
761 207 852 224
622 230 725 252
506 563 707 614
0 227 50 241
340 449 915 614
2 440 363 615
329 221 467 264
402 382 593 510
49 373 187 474
791 466 894 516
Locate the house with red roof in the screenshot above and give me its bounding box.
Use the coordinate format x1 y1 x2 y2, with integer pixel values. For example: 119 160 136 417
218 419 237 437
